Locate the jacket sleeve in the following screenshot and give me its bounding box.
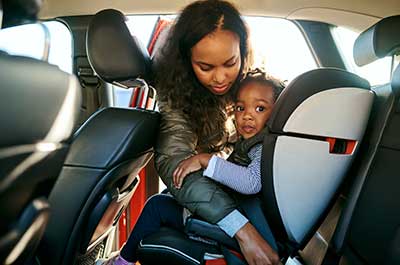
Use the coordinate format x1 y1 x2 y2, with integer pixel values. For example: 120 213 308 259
154 106 237 224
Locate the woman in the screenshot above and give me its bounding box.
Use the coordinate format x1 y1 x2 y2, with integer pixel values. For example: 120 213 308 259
98 1 279 264
154 1 279 265
97 68 282 265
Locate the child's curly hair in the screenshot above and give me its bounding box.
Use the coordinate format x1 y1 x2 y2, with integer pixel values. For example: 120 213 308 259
239 68 286 102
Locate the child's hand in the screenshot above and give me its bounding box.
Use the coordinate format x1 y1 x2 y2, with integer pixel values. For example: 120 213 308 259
173 155 202 189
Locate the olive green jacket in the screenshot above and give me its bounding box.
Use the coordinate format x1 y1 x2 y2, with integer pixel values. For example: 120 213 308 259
154 102 237 223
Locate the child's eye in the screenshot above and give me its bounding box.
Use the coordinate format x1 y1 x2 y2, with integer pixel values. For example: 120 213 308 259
256 106 265 112
235 105 244 112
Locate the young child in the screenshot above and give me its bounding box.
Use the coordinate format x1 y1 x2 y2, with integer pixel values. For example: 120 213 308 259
96 69 285 265
173 68 285 193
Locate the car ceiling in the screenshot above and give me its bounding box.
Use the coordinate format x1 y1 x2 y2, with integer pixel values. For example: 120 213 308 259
40 0 400 32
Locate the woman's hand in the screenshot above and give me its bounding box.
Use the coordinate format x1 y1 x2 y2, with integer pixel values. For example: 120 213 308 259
235 223 280 265
173 153 212 189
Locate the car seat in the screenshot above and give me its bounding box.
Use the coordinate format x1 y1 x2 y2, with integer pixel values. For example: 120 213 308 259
321 15 400 265
0 43 81 264
36 9 160 265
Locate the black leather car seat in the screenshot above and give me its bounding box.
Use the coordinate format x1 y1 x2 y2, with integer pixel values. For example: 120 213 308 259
0 42 81 264
36 9 160 265
321 15 400 265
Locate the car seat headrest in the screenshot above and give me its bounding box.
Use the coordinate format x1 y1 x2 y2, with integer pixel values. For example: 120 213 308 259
267 68 370 134
86 9 151 88
353 15 400 66
0 53 81 146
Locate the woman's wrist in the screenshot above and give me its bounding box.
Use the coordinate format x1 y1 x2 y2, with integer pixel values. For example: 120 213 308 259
199 153 213 168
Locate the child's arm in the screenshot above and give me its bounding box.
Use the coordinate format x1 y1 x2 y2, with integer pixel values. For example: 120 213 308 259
173 153 212 189
203 144 262 195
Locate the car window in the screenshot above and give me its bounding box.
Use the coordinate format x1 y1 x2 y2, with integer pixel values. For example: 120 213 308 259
0 20 73 74
245 16 317 82
126 15 160 48
126 15 317 83
44 21 73 74
0 23 48 60
332 26 392 86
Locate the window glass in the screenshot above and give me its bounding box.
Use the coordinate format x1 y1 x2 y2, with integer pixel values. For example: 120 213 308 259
0 23 47 60
0 20 73 74
44 21 73 74
126 15 160 47
126 16 317 83
118 15 317 105
332 26 392 86
245 17 317 82
113 87 134 107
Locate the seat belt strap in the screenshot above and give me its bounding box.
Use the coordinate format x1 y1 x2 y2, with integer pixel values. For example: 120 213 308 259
77 66 101 124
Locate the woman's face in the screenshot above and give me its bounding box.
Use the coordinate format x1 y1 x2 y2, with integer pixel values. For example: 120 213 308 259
191 29 241 95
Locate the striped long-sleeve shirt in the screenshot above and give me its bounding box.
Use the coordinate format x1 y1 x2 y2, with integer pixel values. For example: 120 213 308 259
203 144 262 195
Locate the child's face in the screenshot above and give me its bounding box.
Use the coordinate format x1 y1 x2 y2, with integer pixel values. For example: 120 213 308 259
234 82 275 139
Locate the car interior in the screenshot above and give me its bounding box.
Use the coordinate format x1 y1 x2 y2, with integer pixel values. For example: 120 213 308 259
0 0 399 265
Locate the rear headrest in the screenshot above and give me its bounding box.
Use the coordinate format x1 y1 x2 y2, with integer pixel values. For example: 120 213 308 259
0 53 81 146
353 15 400 66
86 9 151 87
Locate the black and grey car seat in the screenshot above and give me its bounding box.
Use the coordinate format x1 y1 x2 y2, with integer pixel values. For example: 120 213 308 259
321 15 400 265
0 27 81 265
36 9 160 265
136 63 375 264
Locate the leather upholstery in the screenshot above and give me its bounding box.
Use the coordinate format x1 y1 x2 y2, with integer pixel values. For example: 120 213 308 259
86 9 151 87
38 108 159 265
0 52 81 264
323 15 400 265
353 15 400 66
139 227 220 265
66 108 159 168
36 8 160 265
